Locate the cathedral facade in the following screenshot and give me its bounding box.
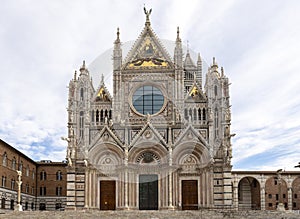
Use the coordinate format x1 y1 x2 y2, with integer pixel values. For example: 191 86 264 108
65 9 233 210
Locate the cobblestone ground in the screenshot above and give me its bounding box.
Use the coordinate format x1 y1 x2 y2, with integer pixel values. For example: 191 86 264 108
0 210 300 219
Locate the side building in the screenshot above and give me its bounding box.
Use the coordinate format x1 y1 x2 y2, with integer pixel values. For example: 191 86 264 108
0 139 67 211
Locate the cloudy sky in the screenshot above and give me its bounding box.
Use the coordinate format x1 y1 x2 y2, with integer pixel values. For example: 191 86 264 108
1 0 300 171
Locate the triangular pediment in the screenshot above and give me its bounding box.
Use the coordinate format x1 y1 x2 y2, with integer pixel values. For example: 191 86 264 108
185 83 206 102
123 26 174 70
174 124 209 149
129 122 167 149
92 80 112 102
89 126 123 152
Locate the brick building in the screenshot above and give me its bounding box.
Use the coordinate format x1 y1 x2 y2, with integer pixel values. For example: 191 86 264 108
0 139 67 211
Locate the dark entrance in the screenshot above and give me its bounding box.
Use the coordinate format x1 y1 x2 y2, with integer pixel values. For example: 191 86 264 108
139 174 158 210
100 180 116 210
1 198 5 209
182 180 198 210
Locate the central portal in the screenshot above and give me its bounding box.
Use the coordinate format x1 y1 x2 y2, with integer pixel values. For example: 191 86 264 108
139 174 158 210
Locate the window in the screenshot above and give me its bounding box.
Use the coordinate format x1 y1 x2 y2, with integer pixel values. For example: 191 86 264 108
283 194 286 199
80 88 84 101
274 179 278 185
11 179 15 190
12 157 16 170
26 165 29 176
40 187 46 196
2 152 7 166
214 85 218 96
18 161 23 172
268 203 272 207
295 194 298 199
132 85 164 115
40 171 47 180
56 171 62 181
276 194 279 201
25 184 29 193
32 169 35 179
79 111 84 139
1 176 6 187
268 194 272 199
56 187 62 196
31 186 34 195
294 202 297 208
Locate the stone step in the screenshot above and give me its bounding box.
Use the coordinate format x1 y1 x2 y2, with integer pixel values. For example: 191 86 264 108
0 210 299 219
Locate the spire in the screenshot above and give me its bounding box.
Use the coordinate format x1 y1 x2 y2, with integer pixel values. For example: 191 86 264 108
114 27 120 44
101 74 104 84
80 60 86 71
144 6 152 27
74 70 77 80
176 26 181 42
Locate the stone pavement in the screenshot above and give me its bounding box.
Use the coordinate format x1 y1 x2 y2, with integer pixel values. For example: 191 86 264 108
0 210 300 219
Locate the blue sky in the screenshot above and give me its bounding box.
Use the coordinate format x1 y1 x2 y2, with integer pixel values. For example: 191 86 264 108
0 0 300 170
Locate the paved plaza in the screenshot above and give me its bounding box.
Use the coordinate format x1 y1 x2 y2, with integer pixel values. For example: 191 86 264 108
0 210 300 219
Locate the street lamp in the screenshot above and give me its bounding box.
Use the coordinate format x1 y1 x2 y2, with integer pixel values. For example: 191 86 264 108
276 169 285 211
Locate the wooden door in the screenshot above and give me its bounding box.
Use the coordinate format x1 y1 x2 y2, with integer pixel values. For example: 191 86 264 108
100 180 116 210
139 174 158 210
182 180 198 210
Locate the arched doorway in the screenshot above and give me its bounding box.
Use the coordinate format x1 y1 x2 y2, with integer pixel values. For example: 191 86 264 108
265 176 288 210
238 177 261 210
292 177 300 210
1 198 5 209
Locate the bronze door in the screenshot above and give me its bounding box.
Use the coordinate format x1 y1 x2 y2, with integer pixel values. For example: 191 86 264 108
139 174 158 210
182 180 198 210
100 180 116 210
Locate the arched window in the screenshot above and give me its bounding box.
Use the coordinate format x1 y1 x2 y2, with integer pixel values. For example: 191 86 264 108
56 186 62 196
26 165 29 176
11 179 15 190
2 152 7 167
202 108 206 120
214 85 218 96
193 108 197 121
1 176 6 187
40 170 47 180
214 108 219 138
80 87 84 101
18 161 23 172
184 109 188 120
109 110 112 119
25 184 29 193
189 108 192 120
100 110 104 122
32 169 35 179
96 110 99 122
198 108 201 121
79 111 84 139
11 157 16 170
56 171 62 181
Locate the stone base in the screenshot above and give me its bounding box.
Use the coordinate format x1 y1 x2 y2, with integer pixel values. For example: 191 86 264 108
15 204 23 211
276 203 285 211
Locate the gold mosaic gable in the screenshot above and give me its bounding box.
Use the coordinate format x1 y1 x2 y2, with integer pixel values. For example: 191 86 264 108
123 27 173 70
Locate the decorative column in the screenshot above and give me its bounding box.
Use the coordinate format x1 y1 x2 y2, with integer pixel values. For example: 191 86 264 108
260 174 266 210
16 170 22 211
232 174 239 211
276 169 285 211
288 186 292 210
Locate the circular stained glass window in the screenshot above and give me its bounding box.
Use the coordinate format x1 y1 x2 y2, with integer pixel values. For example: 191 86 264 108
132 85 164 115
